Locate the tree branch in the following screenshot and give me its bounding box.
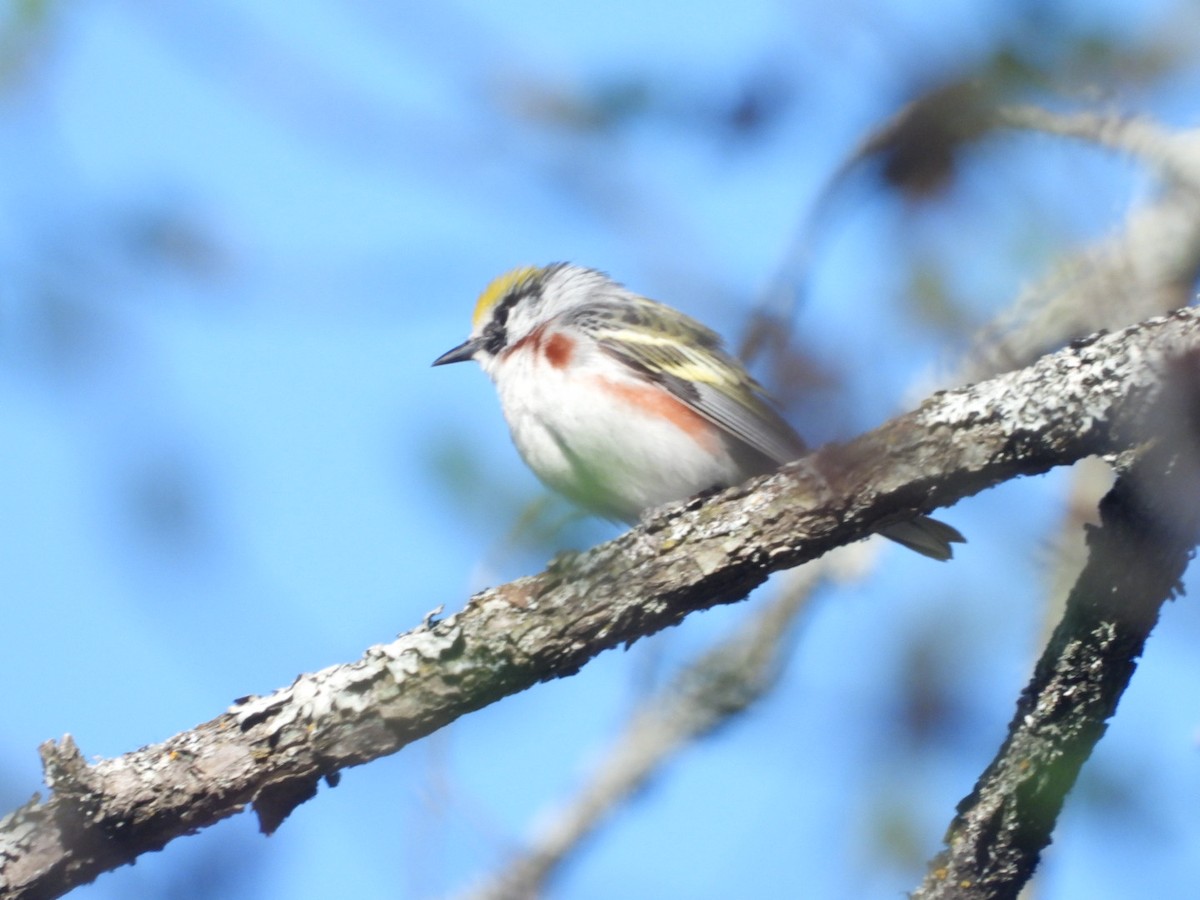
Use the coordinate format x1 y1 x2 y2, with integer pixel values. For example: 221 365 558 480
914 349 1200 899
2 307 1198 900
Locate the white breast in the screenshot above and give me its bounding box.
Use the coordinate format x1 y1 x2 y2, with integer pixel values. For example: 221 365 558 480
485 328 743 522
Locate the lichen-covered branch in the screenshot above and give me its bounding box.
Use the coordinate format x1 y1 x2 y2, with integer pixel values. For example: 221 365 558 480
2 307 1198 900
914 351 1200 899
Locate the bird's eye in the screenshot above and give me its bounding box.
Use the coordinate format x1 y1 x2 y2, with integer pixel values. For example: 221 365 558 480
493 304 510 328
482 320 507 355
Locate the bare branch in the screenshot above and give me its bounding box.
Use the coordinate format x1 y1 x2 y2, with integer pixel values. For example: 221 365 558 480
2 307 1198 899
914 351 1200 899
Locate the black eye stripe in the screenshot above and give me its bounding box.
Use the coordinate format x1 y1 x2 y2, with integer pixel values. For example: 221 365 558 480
482 277 546 355
494 278 540 328
492 293 516 328
482 319 506 354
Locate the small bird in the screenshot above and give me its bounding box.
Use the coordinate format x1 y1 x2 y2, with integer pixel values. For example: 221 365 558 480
434 263 963 560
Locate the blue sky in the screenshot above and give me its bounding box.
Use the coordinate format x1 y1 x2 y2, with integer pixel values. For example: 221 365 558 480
2 2 1198 898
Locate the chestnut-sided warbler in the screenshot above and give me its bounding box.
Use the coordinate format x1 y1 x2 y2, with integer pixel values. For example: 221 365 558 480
434 263 963 560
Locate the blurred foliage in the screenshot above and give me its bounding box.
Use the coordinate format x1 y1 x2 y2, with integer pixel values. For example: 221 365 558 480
120 448 212 562
904 258 971 331
0 0 55 89
497 61 797 145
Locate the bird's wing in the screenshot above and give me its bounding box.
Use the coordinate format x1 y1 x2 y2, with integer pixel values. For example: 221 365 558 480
572 297 807 468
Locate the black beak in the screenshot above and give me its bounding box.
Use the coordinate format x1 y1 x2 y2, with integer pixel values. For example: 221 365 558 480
432 339 478 367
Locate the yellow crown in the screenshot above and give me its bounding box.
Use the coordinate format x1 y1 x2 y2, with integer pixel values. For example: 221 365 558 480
472 265 542 329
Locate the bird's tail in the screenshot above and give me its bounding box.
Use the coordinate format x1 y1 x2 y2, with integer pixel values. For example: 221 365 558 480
880 516 965 561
